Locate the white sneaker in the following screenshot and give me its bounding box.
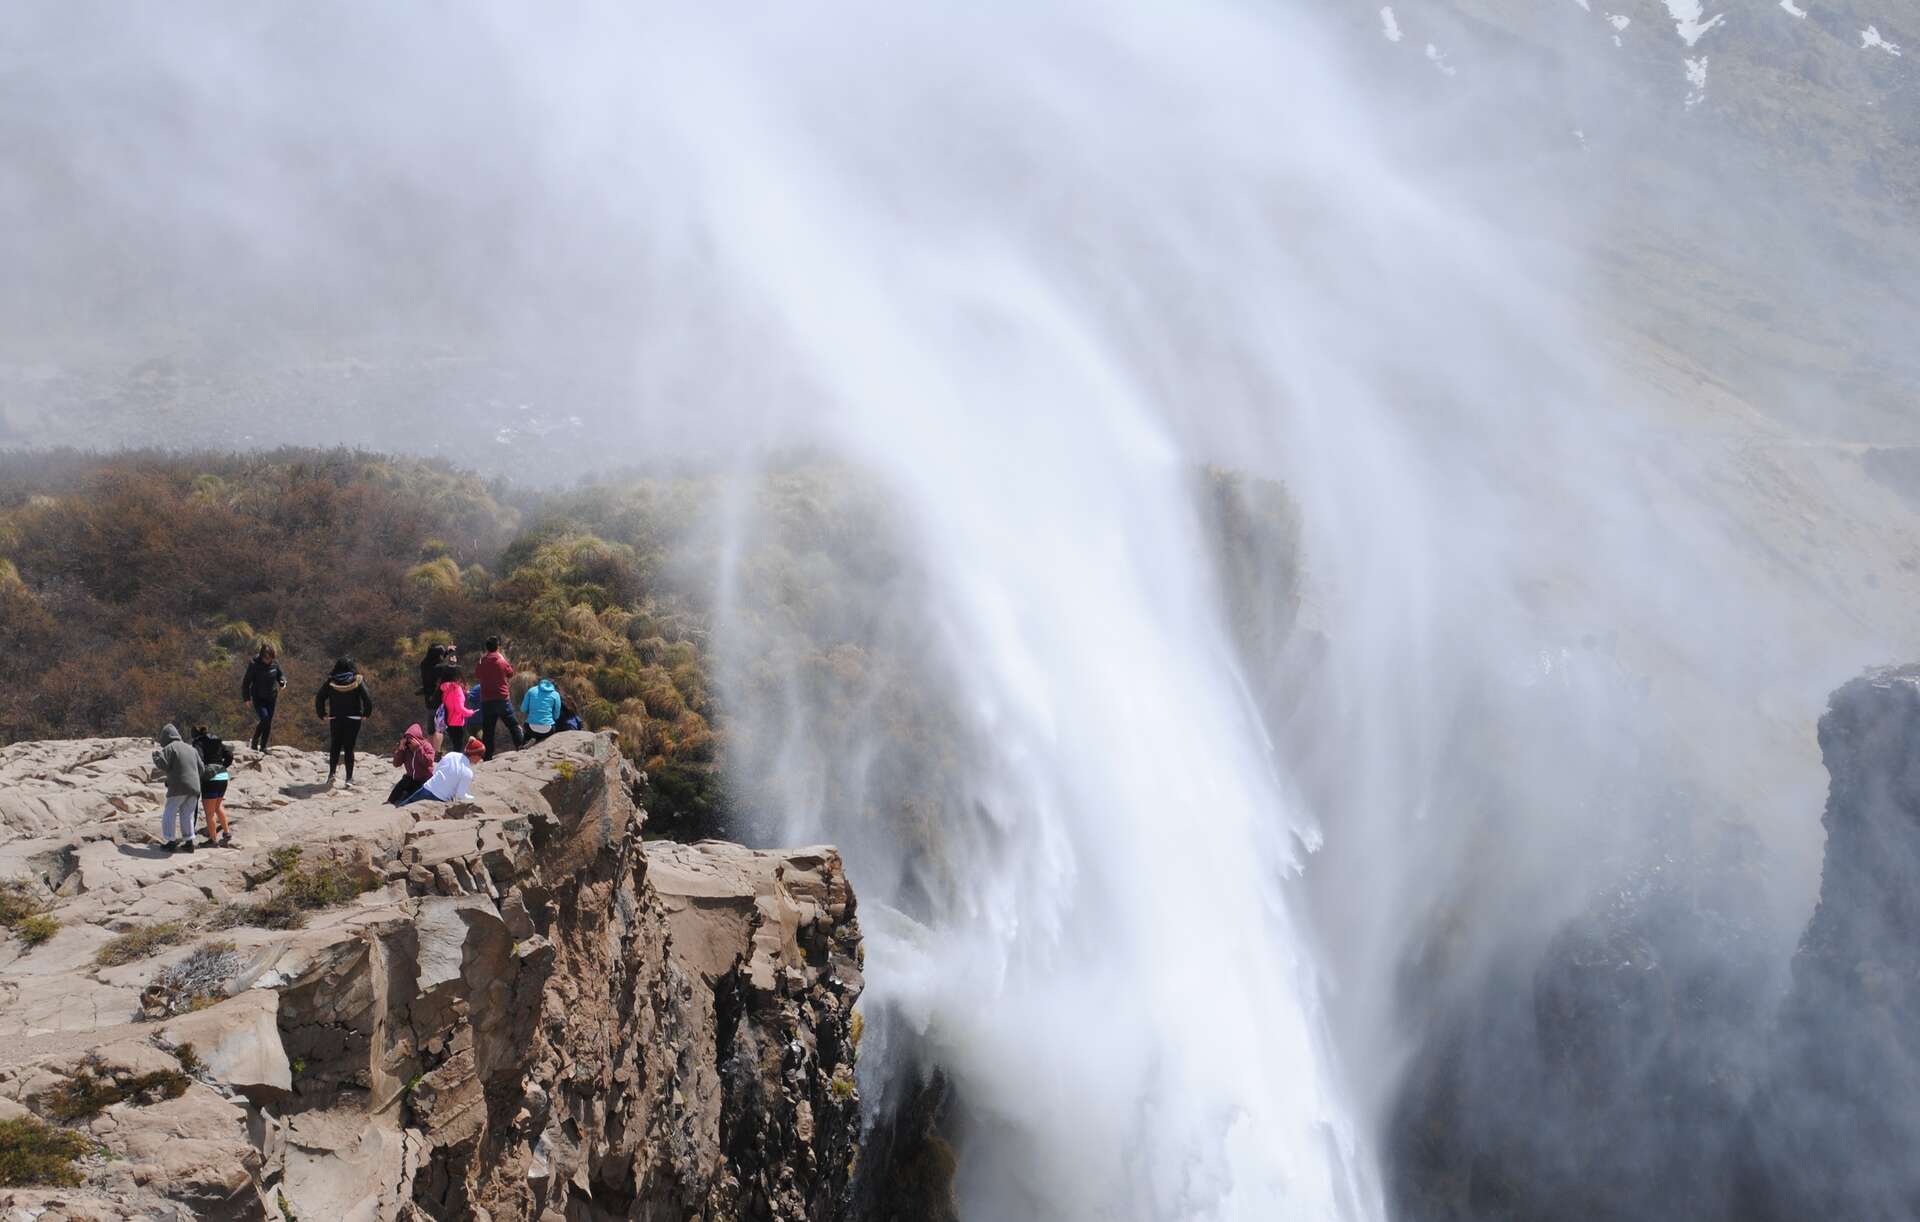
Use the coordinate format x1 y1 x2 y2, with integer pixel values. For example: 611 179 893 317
341 780 356 792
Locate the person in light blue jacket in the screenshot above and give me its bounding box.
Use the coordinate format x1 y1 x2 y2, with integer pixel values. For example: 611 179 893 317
519 677 565 743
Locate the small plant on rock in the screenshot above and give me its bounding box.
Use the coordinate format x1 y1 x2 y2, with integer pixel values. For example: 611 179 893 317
0 1115 92 1187
95 920 190 967
1 876 56 948
0 877 47 926
829 1067 858 1103
211 847 367 931
13 913 58 947
34 1061 190 1122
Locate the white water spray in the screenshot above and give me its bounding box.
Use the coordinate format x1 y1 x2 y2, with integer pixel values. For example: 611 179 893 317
614 6 1844 1216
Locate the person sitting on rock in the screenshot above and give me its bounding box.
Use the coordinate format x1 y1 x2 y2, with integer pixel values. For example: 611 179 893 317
191 725 236 848
151 724 202 853
399 748 473 806
388 723 436 805
520 675 565 743
315 656 374 790
240 643 286 751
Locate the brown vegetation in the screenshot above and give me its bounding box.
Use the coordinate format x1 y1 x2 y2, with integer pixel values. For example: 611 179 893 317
0 449 718 820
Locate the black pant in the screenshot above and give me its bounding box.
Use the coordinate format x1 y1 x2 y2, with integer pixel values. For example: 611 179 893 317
388 775 424 805
445 723 471 756
250 701 276 750
328 718 363 780
479 699 524 760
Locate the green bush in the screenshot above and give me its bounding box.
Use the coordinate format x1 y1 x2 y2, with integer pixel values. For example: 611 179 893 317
13 913 58 947
0 1116 92 1187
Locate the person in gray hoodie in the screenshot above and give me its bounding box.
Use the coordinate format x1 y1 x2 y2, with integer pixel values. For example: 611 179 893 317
152 724 202 853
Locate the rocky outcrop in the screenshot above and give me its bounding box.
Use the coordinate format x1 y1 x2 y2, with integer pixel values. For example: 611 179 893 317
1738 666 1920 1221
1392 664 1920 1221
0 732 862 1220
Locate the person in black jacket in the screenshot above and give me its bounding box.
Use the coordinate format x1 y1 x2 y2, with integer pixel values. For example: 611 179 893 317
419 642 456 747
240 644 287 751
315 656 374 790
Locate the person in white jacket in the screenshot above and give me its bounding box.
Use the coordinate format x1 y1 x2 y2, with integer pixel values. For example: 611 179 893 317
400 751 473 806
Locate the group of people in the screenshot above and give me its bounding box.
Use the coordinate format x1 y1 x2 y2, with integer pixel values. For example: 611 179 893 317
157 637 580 848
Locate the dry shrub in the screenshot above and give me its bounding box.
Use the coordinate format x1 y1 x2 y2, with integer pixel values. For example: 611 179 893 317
95 920 190 967
144 941 246 1017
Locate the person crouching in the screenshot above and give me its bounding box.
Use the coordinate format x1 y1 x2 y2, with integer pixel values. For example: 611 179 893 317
389 723 436 805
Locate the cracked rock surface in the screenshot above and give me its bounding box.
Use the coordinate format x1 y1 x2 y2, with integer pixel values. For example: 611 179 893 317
0 732 863 1220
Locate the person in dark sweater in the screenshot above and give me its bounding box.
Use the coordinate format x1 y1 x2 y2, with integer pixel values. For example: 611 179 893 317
191 725 236 847
240 644 287 751
475 636 525 760
419 642 456 749
315 656 374 789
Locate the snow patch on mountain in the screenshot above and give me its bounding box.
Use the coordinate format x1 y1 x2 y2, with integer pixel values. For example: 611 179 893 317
1426 43 1458 75
1860 25 1903 55
1779 0 1806 18
1380 5 1403 42
1684 55 1710 107
1664 0 1725 47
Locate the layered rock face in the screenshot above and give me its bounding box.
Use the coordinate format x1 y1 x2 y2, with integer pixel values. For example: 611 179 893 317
0 732 862 1220
1388 808 1773 1222
1738 667 1920 1220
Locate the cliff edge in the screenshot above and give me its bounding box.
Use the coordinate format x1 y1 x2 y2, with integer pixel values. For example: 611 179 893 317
0 732 862 1221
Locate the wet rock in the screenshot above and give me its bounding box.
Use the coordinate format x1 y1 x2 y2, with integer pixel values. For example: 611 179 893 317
1738 666 1920 1220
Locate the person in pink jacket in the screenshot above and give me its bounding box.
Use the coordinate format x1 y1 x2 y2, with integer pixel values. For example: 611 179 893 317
438 663 473 757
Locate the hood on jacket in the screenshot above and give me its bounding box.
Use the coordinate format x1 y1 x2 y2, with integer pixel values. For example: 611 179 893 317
328 671 362 691
535 679 557 694
403 723 427 743
157 724 182 746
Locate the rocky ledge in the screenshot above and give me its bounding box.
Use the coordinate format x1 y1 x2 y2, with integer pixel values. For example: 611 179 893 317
0 733 863 1221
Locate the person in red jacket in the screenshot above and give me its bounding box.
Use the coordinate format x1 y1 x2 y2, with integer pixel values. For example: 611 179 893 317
474 636 526 760
388 723 436 805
